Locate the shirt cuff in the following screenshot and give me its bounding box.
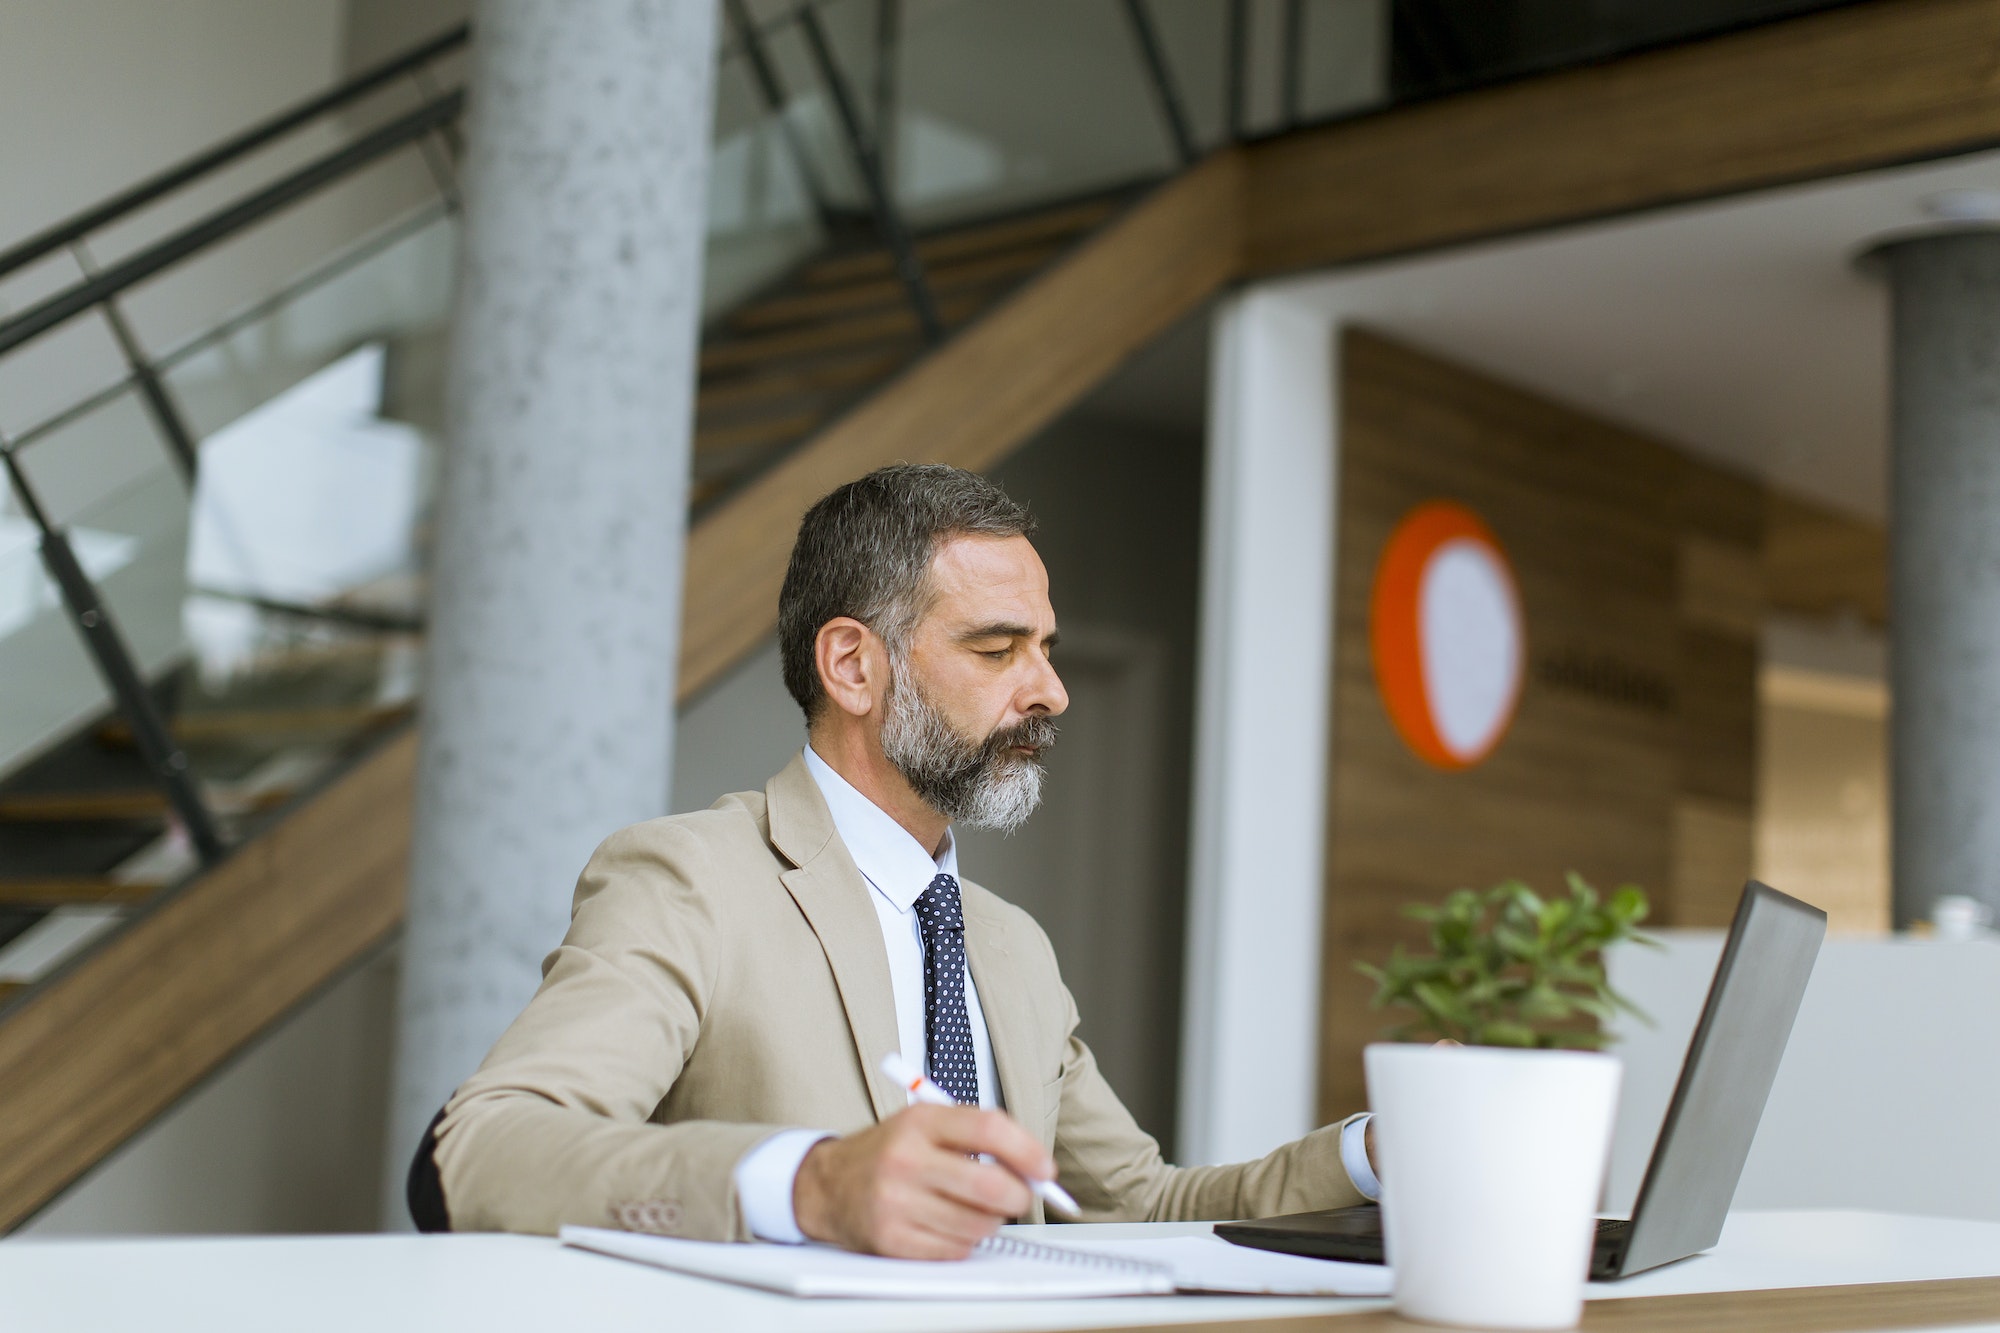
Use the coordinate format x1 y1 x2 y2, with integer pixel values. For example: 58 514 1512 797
733 1128 833 1243
1340 1114 1381 1201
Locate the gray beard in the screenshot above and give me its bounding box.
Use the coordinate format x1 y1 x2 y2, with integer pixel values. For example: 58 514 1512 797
879 661 1057 833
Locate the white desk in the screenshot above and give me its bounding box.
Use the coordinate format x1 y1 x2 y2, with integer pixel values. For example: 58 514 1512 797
5 1211 1999 1333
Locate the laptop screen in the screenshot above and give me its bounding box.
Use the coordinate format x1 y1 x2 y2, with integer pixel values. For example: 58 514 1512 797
1618 880 1826 1275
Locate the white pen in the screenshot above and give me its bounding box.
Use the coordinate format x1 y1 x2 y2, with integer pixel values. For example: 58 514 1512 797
879 1052 1081 1219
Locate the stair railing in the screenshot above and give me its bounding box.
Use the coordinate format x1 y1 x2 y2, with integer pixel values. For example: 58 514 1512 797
0 29 472 871
0 0 1256 893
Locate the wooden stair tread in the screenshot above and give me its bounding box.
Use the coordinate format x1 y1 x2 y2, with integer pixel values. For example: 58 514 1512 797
695 350 908 416
694 409 824 455
0 786 296 822
0 791 172 822
728 242 1066 333
0 879 160 906
698 290 992 374
97 703 413 746
798 197 1120 288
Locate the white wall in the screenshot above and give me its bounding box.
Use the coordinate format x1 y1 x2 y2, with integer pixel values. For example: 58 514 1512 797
1606 931 2000 1223
0 1 346 254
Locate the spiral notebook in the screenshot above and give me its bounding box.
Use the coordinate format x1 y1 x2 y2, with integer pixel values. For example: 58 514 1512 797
559 1225 1393 1300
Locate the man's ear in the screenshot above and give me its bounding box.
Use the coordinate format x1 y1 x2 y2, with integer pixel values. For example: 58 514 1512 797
814 617 883 719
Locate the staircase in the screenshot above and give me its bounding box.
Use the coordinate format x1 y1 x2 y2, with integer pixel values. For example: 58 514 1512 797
693 195 1126 509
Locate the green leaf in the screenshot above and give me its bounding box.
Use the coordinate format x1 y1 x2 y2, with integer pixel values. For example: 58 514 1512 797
1357 874 1654 1051
1481 1020 1538 1047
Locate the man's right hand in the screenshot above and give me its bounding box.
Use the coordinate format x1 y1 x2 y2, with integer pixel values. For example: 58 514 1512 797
792 1104 1054 1259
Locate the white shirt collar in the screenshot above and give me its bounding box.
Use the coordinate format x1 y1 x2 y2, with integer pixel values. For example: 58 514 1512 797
801 745 958 912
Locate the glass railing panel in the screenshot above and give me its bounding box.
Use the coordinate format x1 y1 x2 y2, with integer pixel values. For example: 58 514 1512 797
1143 0 1233 151
160 207 456 449
2 205 453 863
703 45 840 321
66 45 459 281
750 6 876 214
2 449 202 961
2 388 187 777
0 27 468 1010
883 0 1182 229
0 486 142 779
114 146 446 363
0 307 132 446
159 210 453 729
1295 0 1391 125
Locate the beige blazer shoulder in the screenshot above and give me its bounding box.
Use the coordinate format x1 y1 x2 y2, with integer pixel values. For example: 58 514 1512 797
433 753 1366 1238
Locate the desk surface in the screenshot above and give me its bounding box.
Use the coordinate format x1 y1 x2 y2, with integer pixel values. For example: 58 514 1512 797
5 1211 1999 1333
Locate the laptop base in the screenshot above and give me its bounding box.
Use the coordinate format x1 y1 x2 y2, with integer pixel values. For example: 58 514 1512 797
1216 1204 1635 1281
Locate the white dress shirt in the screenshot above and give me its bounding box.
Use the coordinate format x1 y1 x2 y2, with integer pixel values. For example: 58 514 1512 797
731 746 1377 1240
734 747 1001 1240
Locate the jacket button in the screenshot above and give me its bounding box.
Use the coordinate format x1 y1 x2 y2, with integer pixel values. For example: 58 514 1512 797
612 1199 684 1234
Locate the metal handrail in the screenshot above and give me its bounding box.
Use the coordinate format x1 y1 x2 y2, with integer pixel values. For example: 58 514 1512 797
2 203 450 459
0 25 469 284
0 90 465 365
795 3 942 343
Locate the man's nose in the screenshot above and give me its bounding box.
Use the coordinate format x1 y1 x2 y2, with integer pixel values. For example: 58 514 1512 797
1025 652 1068 717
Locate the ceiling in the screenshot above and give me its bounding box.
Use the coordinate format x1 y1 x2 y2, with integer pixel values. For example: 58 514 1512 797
1269 146 2000 525
1086 144 2000 527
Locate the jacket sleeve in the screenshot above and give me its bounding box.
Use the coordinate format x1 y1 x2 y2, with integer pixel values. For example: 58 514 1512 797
1047 973 1370 1223
429 822 785 1239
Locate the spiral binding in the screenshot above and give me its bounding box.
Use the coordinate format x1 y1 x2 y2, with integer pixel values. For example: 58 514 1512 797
977 1234 1174 1279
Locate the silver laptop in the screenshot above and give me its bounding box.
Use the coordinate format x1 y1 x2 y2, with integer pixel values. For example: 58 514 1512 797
1215 880 1827 1278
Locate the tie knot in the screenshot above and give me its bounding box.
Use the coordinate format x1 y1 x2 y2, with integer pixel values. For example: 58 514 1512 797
914 873 964 936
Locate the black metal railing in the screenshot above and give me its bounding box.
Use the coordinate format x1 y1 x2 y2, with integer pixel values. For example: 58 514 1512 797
0 0 1200 884
0 28 472 876
0 26 472 286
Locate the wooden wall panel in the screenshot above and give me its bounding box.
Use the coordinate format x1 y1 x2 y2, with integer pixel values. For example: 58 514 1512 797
1765 491 1887 626
1319 333 1761 1119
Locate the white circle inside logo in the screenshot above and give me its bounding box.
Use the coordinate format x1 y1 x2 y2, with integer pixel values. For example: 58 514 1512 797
1417 538 1523 763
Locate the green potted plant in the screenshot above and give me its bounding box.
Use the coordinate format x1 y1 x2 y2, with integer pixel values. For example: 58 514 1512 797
1358 874 1655 1331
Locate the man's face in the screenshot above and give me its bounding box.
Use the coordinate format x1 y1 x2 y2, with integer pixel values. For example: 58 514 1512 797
879 534 1068 830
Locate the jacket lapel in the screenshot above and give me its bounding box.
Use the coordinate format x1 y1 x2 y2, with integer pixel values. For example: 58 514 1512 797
767 755 905 1122
961 892 1042 1133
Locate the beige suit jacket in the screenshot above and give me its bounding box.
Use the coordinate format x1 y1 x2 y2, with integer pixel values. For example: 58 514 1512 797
433 753 1367 1239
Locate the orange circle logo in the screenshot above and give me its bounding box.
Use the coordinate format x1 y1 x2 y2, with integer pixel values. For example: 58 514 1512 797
1370 500 1524 770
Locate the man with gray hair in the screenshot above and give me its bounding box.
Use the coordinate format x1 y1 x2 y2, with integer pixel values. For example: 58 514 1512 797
418 463 1377 1255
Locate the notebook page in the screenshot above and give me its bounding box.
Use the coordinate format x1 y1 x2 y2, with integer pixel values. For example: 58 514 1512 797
559 1226 1176 1300
1029 1234 1395 1297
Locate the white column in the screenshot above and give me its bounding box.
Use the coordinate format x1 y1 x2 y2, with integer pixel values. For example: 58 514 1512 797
383 0 718 1219
1180 292 1339 1164
1881 231 2000 930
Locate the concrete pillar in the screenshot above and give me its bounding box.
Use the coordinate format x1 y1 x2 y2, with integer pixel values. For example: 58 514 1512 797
1882 231 2000 929
383 0 717 1220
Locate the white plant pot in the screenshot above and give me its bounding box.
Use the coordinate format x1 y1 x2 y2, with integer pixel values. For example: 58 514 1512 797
1365 1042 1621 1331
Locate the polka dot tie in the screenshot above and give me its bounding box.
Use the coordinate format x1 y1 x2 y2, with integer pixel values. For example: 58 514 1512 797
913 873 978 1106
